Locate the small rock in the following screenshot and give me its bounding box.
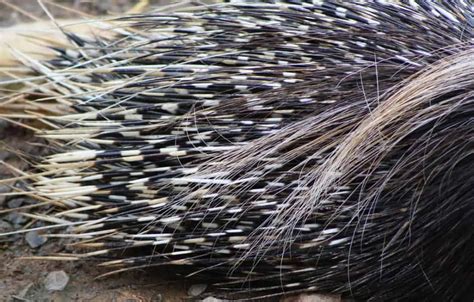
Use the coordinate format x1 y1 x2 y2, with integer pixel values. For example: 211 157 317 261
0 220 13 233
0 150 10 161
151 294 163 302
0 184 10 193
14 181 28 190
25 231 47 248
202 297 226 302
0 184 10 206
0 119 7 128
7 198 24 209
5 212 27 226
188 283 208 297
281 294 342 302
44 270 69 291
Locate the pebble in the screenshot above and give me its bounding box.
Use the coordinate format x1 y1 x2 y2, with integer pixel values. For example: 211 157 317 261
0 150 10 161
0 184 10 206
188 283 208 297
0 119 7 129
25 231 47 248
5 212 27 226
7 198 24 209
281 294 342 302
44 270 69 291
14 181 28 191
0 184 10 193
202 297 226 302
0 219 13 233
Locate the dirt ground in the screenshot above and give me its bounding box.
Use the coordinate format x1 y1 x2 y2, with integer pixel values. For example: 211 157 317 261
0 240 187 302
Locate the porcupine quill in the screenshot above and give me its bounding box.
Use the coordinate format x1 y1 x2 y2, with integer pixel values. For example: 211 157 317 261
0 1 473 301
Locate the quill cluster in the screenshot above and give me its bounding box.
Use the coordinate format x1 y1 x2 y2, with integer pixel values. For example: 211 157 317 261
2 1 473 301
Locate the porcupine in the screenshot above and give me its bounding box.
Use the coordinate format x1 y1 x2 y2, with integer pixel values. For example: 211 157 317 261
1 0 473 301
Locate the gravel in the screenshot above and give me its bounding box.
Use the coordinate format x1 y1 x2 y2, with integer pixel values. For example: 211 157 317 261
25 231 47 248
44 271 70 292
188 283 208 297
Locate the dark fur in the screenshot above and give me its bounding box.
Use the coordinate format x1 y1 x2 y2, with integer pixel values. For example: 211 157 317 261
2 1 473 301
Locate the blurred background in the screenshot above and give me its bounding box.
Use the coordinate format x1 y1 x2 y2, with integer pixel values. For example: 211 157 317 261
0 0 214 26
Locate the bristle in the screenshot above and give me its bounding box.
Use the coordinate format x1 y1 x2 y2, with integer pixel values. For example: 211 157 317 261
1 1 473 301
